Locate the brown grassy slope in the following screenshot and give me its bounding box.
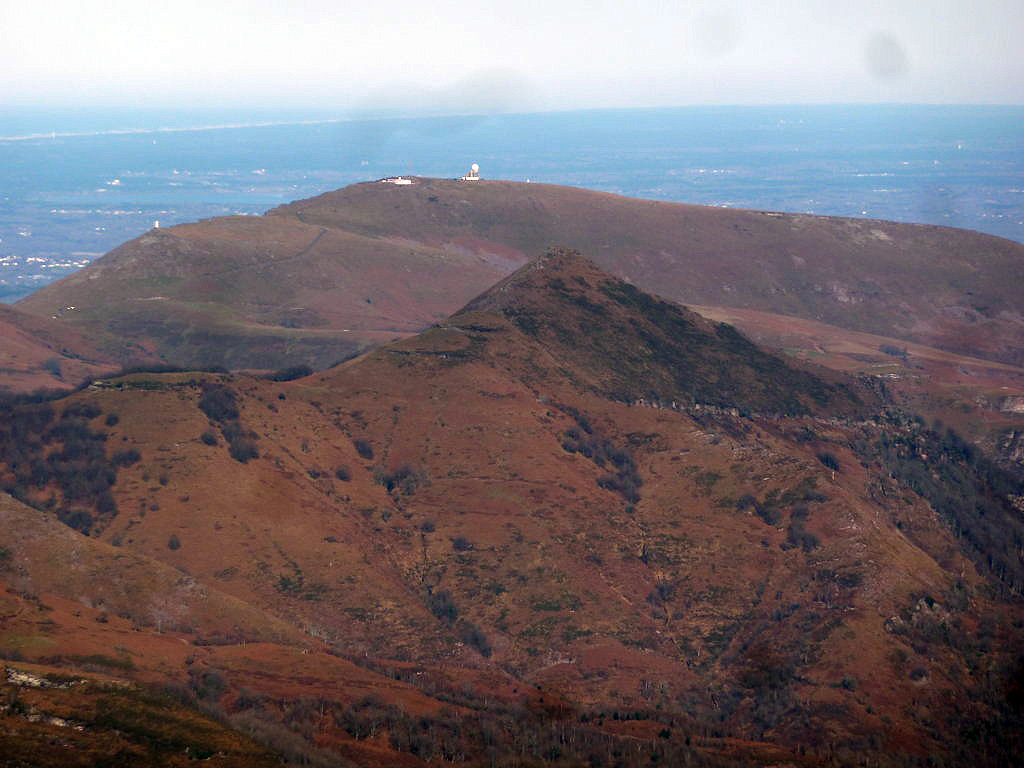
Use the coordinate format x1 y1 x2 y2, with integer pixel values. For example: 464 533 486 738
304 268 1023 761
4 253 1016 763
0 490 487 767
3 253 1023 764
15 213 521 370
274 178 1024 366
0 492 305 646
0 303 131 393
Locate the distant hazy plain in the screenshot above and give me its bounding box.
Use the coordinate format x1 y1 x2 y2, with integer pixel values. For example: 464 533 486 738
1 105 1021 302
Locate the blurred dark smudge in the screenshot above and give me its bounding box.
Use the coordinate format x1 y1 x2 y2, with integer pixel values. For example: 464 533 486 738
863 33 908 80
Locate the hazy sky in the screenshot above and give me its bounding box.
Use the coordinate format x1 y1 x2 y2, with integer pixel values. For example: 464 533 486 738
2 0 1021 111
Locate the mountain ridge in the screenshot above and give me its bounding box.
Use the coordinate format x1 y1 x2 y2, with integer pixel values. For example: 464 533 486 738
15 178 1024 375
451 248 872 417
275 178 1024 366
3 190 1024 766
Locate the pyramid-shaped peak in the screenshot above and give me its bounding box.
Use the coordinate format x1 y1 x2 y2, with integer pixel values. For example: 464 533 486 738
458 248 607 315
451 247 869 417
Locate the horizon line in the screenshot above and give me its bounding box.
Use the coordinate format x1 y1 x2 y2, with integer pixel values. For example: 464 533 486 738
2 102 1023 144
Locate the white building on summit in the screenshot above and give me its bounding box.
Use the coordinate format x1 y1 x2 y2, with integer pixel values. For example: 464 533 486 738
461 163 480 181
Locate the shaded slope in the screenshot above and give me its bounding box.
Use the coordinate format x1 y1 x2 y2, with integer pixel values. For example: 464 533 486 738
457 248 869 416
690 302 1024 479
0 660 284 768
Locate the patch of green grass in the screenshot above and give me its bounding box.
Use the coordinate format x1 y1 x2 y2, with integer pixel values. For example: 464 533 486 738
0 634 57 651
51 653 135 671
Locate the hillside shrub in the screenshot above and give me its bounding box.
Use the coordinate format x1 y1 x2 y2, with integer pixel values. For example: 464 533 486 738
62 402 101 420
0 396 131 534
229 438 259 463
880 344 907 358
111 449 141 467
755 498 782 526
334 690 706 767
58 508 93 535
353 439 374 460
95 491 117 516
275 573 327 601
507 309 540 336
867 421 1024 593
220 420 245 444
559 405 641 503
167 534 181 551
782 507 820 552
198 384 239 422
189 668 227 701
335 465 351 481
42 357 62 377
457 620 492 657
426 589 458 623
197 383 260 462
375 464 425 494
818 452 841 472
751 479 827 527
114 363 228 377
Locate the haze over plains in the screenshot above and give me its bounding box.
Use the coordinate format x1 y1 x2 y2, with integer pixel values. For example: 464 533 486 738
2 0 1022 111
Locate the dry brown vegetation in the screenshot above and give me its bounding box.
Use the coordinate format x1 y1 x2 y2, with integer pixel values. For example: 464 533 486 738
2 251 1023 766
13 178 1024 378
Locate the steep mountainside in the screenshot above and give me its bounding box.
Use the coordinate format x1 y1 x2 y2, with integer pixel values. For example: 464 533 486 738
3 252 1022 766
16 179 1024 375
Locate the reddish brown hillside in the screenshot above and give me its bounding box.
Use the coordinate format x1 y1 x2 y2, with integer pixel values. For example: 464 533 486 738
4 251 1023 766
0 303 136 393
0 489 482 766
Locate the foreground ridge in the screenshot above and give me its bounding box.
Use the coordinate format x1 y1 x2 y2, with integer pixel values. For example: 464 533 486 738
2 247 1023 766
